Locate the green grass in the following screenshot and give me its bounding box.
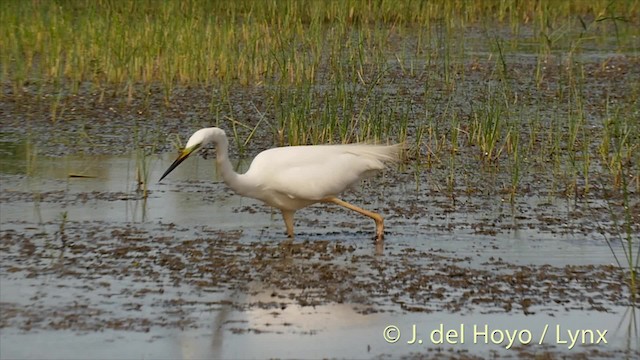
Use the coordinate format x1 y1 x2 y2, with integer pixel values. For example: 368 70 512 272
2 1 637 87
2 4 639 187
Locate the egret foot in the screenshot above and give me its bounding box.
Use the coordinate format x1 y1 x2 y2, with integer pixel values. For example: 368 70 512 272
323 197 385 241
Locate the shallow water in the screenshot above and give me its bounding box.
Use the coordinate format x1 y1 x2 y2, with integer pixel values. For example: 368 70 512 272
1 152 637 359
1 304 636 359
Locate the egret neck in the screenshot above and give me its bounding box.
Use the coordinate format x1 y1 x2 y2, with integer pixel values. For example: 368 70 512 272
209 129 252 197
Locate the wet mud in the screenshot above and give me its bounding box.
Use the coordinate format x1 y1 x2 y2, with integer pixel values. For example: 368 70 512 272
1 158 638 359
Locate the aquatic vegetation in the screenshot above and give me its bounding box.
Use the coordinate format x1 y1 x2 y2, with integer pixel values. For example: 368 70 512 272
599 171 640 302
56 210 69 250
1 1 638 269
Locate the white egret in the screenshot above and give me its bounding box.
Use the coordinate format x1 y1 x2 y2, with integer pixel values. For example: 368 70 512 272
159 127 402 241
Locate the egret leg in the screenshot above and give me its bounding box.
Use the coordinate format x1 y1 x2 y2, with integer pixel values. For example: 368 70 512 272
323 197 384 241
281 210 295 238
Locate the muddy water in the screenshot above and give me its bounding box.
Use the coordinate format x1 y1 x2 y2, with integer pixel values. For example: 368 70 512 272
1 150 637 359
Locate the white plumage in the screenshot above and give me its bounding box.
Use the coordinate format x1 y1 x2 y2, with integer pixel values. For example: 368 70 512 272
160 127 402 241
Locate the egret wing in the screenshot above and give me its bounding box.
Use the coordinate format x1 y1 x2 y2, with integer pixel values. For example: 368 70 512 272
247 144 398 200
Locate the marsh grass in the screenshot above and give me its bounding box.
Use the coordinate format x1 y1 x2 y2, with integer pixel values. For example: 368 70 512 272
4 1 636 88
599 173 639 302
506 126 521 203
470 86 506 163
132 124 163 199
2 1 639 210
56 210 69 252
134 144 152 198
24 137 44 225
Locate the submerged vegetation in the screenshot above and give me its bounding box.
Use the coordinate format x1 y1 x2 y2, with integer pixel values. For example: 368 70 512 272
1 1 639 292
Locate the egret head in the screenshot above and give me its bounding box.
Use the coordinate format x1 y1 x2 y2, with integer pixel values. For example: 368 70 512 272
159 128 218 182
